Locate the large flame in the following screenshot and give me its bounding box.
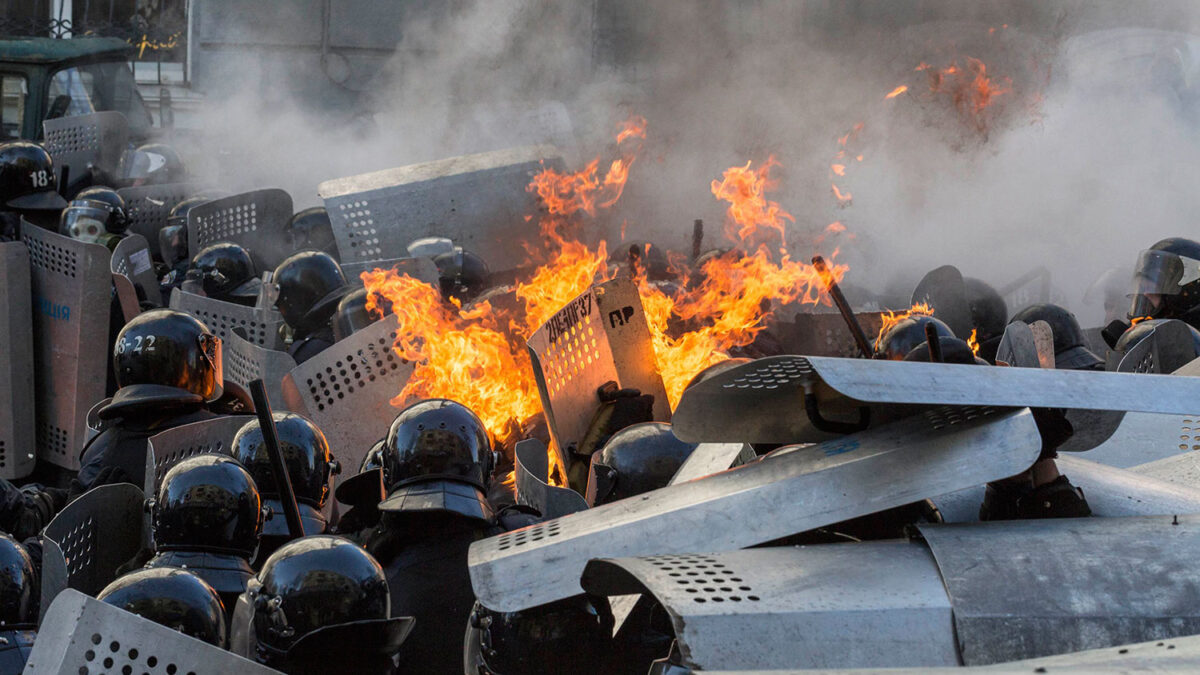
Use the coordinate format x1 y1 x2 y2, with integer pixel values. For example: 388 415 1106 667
874 302 935 352
709 156 794 250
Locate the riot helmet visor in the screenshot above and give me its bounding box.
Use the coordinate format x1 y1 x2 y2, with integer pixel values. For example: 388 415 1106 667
1129 249 1200 318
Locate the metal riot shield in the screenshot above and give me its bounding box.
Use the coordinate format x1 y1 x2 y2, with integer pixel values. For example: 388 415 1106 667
110 233 163 307
998 266 1052 314
280 318 415 479
42 111 129 182
774 311 886 358
918 515 1200 665
186 188 293 272
527 277 670 478
118 182 203 247
514 439 588 519
144 416 254 497
225 327 296 408
0 242 35 479
911 265 973 338
40 484 145 620
1059 333 1165 454
668 443 756 485
25 589 280 674
581 543 958 671
22 223 112 470
468 407 1040 612
1053 455 1200 516
169 288 287 349
84 397 110 447
1106 319 1198 373
317 145 571 275
1130 452 1200 491
672 355 1200 446
994 321 1039 367
342 256 440 286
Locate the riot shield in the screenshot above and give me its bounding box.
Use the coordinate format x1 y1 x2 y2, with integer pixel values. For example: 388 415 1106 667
118 182 203 247
918 515 1200 665
22 223 112 470
280 318 415 479
514 439 588 519
25 589 279 674
672 355 1200 446
110 233 163 307
145 416 254 497
911 265 973 337
169 288 287 349
994 321 1038 367
40 484 145 620
526 277 670 478
84 397 110 447
1130 452 1200 491
1106 319 1198 374
42 111 129 182
186 188 293 272
317 145 571 275
0 242 35 479
774 311 886 358
1029 320 1056 368
342 256 440 286
468 407 1040 612
668 443 756 485
225 326 296 407
998 266 1053 314
581 543 957 671
1054 455 1200 516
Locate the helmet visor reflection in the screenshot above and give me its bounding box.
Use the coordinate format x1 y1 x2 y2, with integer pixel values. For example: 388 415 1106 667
199 333 224 402
1128 249 1200 319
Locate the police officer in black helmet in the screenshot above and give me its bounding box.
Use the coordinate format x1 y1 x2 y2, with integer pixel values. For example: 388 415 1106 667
1011 303 1104 371
77 309 224 489
0 534 39 673
0 140 67 238
1127 237 1200 329
190 242 263 306
287 206 338 259
270 251 351 364
98 567 228 648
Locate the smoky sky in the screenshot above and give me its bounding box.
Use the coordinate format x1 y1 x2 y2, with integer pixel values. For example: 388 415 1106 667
191 0 1200 326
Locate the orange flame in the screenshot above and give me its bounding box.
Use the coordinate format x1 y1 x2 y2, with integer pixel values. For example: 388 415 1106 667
709 156 795 249
923 57 1012 131
885 85 909 99
832 183 853 204
874 303 935 353
1130 315 1152 326
831 164 846 176
825 221 846 234
967 328 980 356
526 115 647 217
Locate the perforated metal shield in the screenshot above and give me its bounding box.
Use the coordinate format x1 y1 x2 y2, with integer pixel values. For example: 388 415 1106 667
22 223 112 470
995 321 1039 367
581 543 957 671
1052 455 1200 517
468 407 1040 612
110 233 163 307
42 111 130 180
668 443 756 485
0 242 35 479
1112 320 1198 374
25 589 280 674
514 439 588 519
84 397 110 446
118 182 203 247
1130 452 1200 491
40 484 146 619
318 145 571 274
280 318 414 479
775 311 886 358
1059 335 1156 454
225 327 296 407
673 355 1200 446
918 515 1200 665
186 188 293 272
342 256 440 286
999 266 1052 314
169 288 286 349
144 416 254 497
527 278 670 476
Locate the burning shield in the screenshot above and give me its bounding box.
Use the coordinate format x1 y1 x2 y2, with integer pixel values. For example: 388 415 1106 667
911 265 973 338
468 407 1040 612
280 318 415 480
144 416 255 497
224 327 297 409
514 438 588 519
40 484 146 621
527 277 670 479
169 288 287 350
118 182 203 246
22 223 112 471
186 188 294 273
26 589 278 674
341 256 439 286
317 145 572 276
42 111 130 184
0 242 35 479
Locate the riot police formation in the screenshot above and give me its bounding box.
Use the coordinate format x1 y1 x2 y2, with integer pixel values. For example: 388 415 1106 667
7 126 1200 675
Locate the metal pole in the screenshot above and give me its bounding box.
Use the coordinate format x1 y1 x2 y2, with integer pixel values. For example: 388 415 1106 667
924 322 944 362
248 379 306 540
812 255 874 358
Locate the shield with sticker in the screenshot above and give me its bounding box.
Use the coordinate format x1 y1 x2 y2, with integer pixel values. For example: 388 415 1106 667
318 145 574 276
22 223 112 470
526 277 670 480
118 182 204 248
42 111 129 184
280 318 415 481
110 234 163 320
186 188 293 273
169 288 287 350
0 242 35 479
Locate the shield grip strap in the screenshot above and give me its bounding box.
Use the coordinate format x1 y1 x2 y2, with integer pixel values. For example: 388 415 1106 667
803 390 870 434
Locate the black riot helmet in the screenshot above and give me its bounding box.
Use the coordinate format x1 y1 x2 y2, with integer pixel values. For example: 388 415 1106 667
964 277 1007 353
874 314 955 361
0 534 36 626
287 207 337 257
466 596 614 675
159 223 189 266
153 454 263 557
1012 303 1103 370
232 413 337 536
586 422 698 507
167 196 207 229
433 247 490 302
242 536 412 669
121 142 185 185
902 336 985 365
98 568 227 647
59 198 121 244
191 242 260 301
114 308 224 402
332 287 385 342
380 399 496 522
1129 238 1200 327
0 140 66 212
270 251 350 334
75 186 129 234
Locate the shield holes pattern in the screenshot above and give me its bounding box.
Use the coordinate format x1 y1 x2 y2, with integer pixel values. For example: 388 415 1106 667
59 516 97 576
123 187 189 239
23 234 80 278
37 421 71 460
723 356 812 390
195 202 260 248
646 554 758 604
543 321 601 398
156 444 229 492
495 521 563 551
1177 418 1200 451
337 200 382 260
310 329 405 411
46 123 100 155
79 633 194 675
924 406 996 430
